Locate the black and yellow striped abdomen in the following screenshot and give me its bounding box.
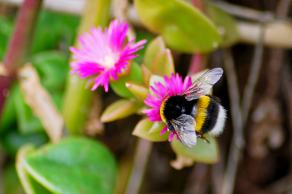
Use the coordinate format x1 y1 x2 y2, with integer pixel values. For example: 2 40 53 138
194 95 219 134
160 95 225 136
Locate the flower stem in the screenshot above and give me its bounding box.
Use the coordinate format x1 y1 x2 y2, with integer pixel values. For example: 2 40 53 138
125 139 153 194
0 0 42 116
62 0 111 135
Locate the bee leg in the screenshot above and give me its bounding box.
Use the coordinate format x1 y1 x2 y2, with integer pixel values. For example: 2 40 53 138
202 136 210 143
197 133 210 143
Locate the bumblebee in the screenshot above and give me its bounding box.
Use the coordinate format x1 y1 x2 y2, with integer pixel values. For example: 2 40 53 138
160 68 226 147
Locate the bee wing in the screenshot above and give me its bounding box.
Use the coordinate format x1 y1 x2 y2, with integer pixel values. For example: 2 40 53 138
170 114 197 148
184 68 223 101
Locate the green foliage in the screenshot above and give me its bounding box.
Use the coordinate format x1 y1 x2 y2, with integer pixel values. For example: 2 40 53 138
32 51 69 110
4 165 25 194
125 82 148 101
133 30 154 64
0 10 77 134
0 85 17 133
2 131 48 156
62 0 112 135
110 63 143 98
16 145 53 194
18 137 117 194
171 136 219 163
0 16 13 58
101 99 143 122
135 0 221 53
133 118 169 142
204 0 239 47
144 37 174 76
14 86 43 134
32 51 69 93
32 11 79 53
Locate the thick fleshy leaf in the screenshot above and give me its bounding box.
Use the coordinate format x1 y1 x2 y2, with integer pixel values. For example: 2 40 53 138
22 137 116 194
132 118 168 142
171 136 219 163
110 63 143 98
141 65 152 86
135 0 221 53
149 75 165 95
125 82 148 101
144 37 174 76
101 99 143 122
204 0 239 47
16 145 52 194
148 122 165 134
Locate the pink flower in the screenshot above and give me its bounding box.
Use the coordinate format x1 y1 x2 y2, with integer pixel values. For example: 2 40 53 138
144 74 192 141
70 20 146 92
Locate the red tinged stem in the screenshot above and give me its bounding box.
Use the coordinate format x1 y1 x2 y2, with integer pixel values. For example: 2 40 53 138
192 0 204 11
188 53 204 74
0 0 42 116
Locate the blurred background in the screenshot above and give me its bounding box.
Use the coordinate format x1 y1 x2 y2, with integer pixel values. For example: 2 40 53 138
0 0 292 194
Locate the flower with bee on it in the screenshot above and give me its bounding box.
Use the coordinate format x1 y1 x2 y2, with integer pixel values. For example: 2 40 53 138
144 73 193 141
144 68 226 148
70 20 146 92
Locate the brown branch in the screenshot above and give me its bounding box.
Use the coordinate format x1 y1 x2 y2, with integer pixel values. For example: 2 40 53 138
242 24 265 124
221 49 244 194
183 164 209 194
213 1 275 22
265 0 291 98
125 139 153 194
282 65 292 172
0 0 42 116
222 1 291 194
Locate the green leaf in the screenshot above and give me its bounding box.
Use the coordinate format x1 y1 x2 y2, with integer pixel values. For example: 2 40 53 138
4 165 25 194
23 137 116 194
110 63 143 98
32 11 79 53
2 131 48 156
101 99 143 122
32 51 69 110
132 118 168 142
144 37 174 76
14 86 43 134
133 30 154 64
135 0 221 53
16 145 52 194
0 84 17 133
125 82 148 101
171 136 219 164
0 16 13 59
32 51 69 93
204 0 239 47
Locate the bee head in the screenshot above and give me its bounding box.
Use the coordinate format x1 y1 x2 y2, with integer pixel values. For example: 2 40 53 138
161 95 186 121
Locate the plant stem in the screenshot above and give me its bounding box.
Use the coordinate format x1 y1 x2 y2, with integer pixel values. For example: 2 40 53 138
0 0 42 116
62 0 111 135
125 139 153 194
221 49 244 194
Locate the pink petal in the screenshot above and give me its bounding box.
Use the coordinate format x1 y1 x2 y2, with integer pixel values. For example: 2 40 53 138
160 126 168 135
168 131 175 142
72 62 103 78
